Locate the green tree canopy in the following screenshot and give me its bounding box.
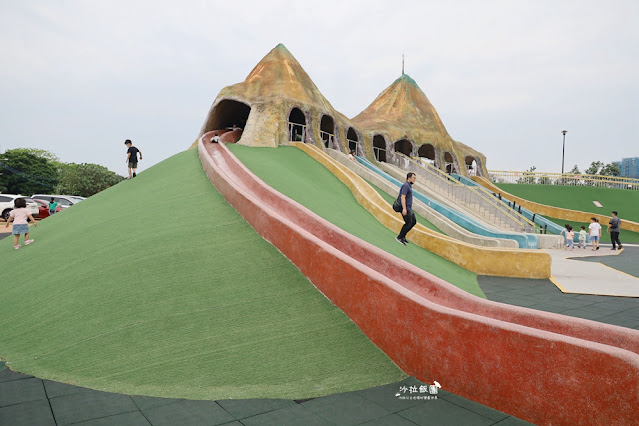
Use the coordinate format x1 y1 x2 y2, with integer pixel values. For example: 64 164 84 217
0 149 59 195
599 162 621 177
55 163 125 197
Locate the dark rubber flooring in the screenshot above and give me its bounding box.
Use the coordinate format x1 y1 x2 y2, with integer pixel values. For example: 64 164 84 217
0 362 531 425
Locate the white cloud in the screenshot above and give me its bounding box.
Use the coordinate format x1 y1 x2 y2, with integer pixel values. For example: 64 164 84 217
0 0 637 175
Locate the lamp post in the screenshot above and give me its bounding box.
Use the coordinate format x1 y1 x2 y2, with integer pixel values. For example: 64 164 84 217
561 130 567 174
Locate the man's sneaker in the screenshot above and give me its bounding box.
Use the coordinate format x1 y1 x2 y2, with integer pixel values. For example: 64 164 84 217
14 245 21 250
133 172 137 177
24 239 34 245
402 238 409 245
395 236 407 246
619 244 623 249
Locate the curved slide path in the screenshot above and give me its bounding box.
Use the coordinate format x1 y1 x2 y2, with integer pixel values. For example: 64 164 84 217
294 142 546 277
474 175 639 233
198 133 639 425
358 156 538 249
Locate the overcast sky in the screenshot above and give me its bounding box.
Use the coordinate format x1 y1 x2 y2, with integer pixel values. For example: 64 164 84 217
1 0 637 176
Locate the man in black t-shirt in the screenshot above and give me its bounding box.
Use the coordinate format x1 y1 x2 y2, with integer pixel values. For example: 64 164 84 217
125 139 143 178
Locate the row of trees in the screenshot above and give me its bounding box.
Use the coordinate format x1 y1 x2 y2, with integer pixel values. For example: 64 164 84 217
0 148 124 197
516 161 622 185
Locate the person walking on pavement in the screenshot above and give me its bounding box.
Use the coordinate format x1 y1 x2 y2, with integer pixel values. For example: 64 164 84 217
395 172 417 246
607 211 623 250
125 139 143 178
588 217 602 251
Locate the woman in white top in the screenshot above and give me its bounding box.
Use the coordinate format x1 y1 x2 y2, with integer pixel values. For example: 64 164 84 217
588 217 602 251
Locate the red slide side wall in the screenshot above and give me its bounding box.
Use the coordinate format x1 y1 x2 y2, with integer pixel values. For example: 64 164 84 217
199 136 639 425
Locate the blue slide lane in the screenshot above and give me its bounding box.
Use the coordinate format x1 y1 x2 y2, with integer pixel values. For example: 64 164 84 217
358 158 538 249
451 174 565 236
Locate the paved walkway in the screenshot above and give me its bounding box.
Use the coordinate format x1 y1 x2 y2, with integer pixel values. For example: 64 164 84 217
0 362 529 425
544 244 639 297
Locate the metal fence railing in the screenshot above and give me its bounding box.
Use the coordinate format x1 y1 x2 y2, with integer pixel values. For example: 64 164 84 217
288 122 306 142
488 170 639 190
389 153 536 233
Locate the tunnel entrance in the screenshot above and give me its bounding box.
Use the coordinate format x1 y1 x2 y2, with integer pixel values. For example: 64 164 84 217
207 99 251 133
373 135 387 162
394 139 413 156
288 107 307 142
320 115 338 150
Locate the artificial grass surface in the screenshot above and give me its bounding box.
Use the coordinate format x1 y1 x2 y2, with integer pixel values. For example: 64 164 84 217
496 183 639 222
228 145 483 298
496 183 639 243
0 148 405 400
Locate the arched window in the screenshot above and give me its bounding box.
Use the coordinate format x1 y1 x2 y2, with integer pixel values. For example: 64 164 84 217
373 134 387 162
444 152 456 174
418 143 436 167
320 115 337 150
465 156 478 176
393 139 413 156
288 107 307 142
347 127 361 155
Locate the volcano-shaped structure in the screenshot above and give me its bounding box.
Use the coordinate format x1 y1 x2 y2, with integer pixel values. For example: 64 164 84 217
352 74 487 176
199 44 487 177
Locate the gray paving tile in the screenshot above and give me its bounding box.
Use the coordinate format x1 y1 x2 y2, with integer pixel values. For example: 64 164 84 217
0 377 46 407
0 367 33 383
241 404 331 426
43 379 95 399
397 398 494 426
438 393 508 422
0 398 56 426
72 410 151 425
216 398 296 420
356 381 425 412
130 395 182 411
359 413 418 425
493 415 536 425
301 392 390 425
50 390 138 425
142 400 234 426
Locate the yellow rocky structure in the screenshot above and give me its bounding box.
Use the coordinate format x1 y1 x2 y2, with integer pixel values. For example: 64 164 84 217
197 44 488 177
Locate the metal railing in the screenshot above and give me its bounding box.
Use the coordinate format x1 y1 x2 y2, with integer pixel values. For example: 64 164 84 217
489 170 639 190
288 122 306 142
389 153 536 233
320 131 335 149
373 147 386 162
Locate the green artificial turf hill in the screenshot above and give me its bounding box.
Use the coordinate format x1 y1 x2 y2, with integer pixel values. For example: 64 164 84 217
228 145 483 297
0 148 405 400
497 183 639 243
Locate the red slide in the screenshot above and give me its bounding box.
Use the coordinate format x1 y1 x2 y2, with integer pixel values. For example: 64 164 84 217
198 132 639 425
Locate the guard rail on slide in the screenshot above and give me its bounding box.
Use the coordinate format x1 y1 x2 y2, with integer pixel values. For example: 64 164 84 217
327 150 518 249
473 175 639 234
357 156 539 249
296 143 546 275
198 134 639 425
391 153 537 233
451 173 565 235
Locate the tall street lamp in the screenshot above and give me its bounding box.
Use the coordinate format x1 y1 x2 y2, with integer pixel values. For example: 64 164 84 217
561 130 567 174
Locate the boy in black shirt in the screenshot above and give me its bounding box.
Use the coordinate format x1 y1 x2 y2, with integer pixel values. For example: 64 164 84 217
125 139 143 178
